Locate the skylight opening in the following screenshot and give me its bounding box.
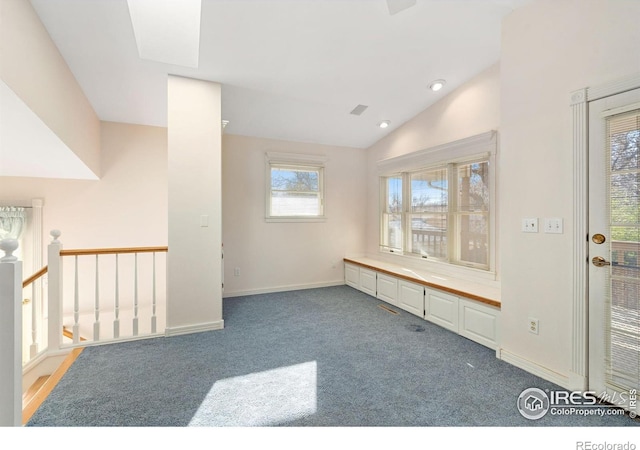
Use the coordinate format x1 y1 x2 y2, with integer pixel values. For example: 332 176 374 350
127 0 202 68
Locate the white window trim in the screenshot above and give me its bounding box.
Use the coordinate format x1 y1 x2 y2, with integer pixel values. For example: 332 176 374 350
265 151 328 223
377 131 498 277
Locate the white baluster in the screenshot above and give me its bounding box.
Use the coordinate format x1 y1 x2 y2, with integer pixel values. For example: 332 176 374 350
133 253 139 336
0 238 22 426
93 254 100 341
47 230 63 353
114 254 120 339
151 252 157 334
30 282 38 358
72 255 79 344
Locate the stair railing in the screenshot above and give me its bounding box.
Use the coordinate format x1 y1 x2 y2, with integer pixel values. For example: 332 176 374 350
47 230 168 350
2 232 169 426
18 230 168 369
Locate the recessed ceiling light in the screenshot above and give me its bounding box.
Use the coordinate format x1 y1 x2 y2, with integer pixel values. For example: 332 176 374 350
429 79 446 92
378 120 390 129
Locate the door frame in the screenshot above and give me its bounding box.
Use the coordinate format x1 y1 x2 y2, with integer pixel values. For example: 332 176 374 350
569 73 640 391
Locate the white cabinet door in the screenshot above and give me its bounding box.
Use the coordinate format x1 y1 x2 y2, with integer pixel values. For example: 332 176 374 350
425 288 459 332
458 298 499 349
359 268 377 297
344 263 359 288
397 280 424 317
376 273 398 305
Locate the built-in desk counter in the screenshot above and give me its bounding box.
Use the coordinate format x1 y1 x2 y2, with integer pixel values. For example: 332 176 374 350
344 257 501 350
343 257 500 308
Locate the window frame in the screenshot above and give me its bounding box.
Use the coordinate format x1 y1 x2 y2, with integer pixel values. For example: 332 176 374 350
265 151 328 223
378 131 497 273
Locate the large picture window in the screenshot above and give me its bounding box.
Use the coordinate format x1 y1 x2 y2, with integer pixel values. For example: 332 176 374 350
266 152 327 222
379 132 496 271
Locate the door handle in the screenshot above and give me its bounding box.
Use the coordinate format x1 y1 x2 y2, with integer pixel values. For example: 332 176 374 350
592 256 611 267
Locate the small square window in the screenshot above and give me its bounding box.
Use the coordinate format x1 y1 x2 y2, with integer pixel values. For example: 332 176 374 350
266 152 326 222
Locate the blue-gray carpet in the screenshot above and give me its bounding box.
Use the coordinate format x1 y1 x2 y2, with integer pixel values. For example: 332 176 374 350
26 286 639 427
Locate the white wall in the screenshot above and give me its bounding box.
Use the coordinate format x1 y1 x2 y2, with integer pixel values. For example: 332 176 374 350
498 0 640 381
0 121 167 249
167 76 223 334
0 0 100 176
222 134 367 296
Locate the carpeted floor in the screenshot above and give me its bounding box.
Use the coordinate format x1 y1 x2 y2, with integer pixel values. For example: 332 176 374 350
26 285 640 427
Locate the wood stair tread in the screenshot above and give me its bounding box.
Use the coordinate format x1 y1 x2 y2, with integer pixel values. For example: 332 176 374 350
22 375 50 405
22 347 84 425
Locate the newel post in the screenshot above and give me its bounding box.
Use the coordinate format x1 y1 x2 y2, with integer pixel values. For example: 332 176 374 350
47 230 63 353
0 238 23 426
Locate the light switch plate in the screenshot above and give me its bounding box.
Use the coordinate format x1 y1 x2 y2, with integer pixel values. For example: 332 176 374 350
522 218 538 233
544 218 563 234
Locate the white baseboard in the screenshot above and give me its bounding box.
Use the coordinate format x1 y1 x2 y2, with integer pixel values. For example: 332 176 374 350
567 371 588 392
222 280 345 298
165 320 224 337
498 348 572 390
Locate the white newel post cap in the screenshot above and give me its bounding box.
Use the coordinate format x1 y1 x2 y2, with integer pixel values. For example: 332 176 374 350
0 238 19 262
50 229 61 243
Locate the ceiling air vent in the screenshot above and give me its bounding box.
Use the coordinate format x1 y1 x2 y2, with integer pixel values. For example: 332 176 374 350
350 104 368 116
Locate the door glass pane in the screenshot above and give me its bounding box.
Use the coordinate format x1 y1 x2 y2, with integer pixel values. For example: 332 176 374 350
607 110 640 390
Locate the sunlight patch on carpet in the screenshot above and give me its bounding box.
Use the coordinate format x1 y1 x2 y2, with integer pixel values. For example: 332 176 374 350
188 361 317 426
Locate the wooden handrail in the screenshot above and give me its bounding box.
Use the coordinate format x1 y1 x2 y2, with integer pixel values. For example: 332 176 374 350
23 266 48 289
60 246 168 256
21 246 167 287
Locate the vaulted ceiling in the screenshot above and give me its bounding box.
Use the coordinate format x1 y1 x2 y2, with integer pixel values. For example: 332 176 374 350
29 0 531 149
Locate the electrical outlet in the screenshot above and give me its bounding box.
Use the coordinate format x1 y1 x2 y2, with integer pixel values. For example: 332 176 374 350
234 267 240 277
522 218 538 233
529 318 539 335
